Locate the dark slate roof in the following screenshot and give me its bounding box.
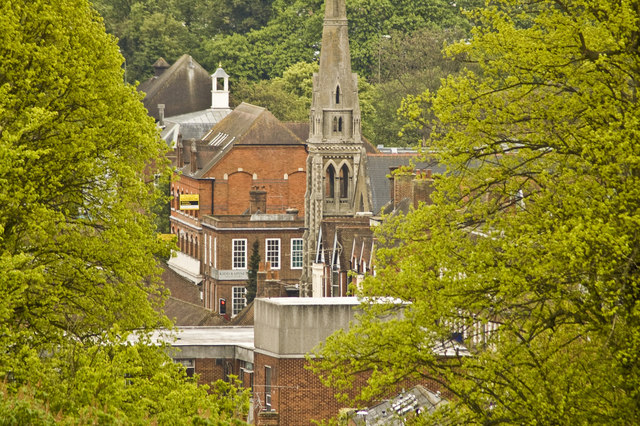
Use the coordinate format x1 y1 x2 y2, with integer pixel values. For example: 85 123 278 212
367 153 446 215
284 122 309 141
178 103 305 179
139 54 212 121
164 297 227 327
229 300 255 326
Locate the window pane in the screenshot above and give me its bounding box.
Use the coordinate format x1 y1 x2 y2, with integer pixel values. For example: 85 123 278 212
233 239 247 269
232 286 246 316
266 239 280 269
291 238 303 269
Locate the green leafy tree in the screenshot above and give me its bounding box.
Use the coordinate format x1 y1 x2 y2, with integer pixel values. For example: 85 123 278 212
310 0 640 423
246 240 261 303
0 0 248 422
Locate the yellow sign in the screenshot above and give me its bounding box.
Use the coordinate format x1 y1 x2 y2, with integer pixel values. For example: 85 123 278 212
180 194 200 210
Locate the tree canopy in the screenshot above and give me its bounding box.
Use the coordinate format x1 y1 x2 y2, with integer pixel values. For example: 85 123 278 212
0 0 248 422
310 0 640 423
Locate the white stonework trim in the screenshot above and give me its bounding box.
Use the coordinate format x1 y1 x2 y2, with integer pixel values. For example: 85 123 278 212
170 216 203 231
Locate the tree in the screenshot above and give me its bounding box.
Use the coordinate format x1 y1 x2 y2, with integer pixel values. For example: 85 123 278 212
368 27 469 147
246 240 261 303
310 0 640 423
0 0 248 422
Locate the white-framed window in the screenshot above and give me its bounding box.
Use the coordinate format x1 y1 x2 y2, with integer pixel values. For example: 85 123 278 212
265 366 272 410
233 239 247 269
175 358 195 377
291 238 303 269
232 286 247 316
266 238 281 270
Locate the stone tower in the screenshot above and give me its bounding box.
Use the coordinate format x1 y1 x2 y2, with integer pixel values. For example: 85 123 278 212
301 0 372 296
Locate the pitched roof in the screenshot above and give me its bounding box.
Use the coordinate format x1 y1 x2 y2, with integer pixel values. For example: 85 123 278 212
367 153 446 214
164 297 227 327
178 103 306 179
139 54 212 120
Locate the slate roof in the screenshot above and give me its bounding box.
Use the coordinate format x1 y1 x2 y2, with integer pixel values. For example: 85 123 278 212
139 54 213 120
178 103 306 179
161 108 232 146
367 153 446 215
164 297 227 327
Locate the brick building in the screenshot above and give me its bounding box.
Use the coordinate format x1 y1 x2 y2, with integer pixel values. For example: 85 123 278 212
169 102 308 317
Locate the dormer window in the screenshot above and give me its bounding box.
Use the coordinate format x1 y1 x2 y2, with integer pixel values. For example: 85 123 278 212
336 85 341 104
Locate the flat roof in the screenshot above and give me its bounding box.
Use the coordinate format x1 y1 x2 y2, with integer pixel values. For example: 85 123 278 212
149 326 254 349
257 297 361 306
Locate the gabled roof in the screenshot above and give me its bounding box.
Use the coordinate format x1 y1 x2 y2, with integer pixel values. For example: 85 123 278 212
178 103 306 179
318 217 373 271
367 153 446 214
139 54 212 120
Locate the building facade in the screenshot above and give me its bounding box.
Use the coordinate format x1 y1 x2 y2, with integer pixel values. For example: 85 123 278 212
169 102 309 316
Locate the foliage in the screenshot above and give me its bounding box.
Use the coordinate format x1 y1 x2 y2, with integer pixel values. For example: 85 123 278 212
246 240 261 304
93 0 478 83
310 0 640 423
369 27 470 147
0 0 248 422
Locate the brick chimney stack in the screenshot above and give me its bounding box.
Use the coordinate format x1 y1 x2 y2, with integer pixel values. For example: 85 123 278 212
176 135 184 168
190 140 198 174
250 187 267 214
412 168 436 207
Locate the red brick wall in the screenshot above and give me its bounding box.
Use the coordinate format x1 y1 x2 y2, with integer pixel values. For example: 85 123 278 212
195 358 225 385
208 145 307 215
253 353 447 425
160 264 201 305
253 354 361 425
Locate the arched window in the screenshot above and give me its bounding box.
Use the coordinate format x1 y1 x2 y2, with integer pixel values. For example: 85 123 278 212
326 165 336 198
336 85 341 104
338 117 343 132
332 116 338 133
340 164 349 198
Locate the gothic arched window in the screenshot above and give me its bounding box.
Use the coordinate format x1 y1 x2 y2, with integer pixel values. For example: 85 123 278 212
326 165 336 198
336 85 341 104
338 117 343 132
332 116 338 132
340 164 349 198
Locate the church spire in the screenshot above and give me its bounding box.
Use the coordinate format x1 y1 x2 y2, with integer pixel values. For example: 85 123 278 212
309 0 361 144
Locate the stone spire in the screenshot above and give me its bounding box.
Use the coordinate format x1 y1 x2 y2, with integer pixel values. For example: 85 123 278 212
308 0 361 144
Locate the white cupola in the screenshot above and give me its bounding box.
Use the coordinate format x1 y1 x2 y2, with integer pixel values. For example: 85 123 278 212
211 64 230 109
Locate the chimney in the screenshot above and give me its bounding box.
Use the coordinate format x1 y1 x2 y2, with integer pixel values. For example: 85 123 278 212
190 140 198 174
394 172 413 210
158 104 165 126
412 169 435 207
250 188 267 214
176 136 184 168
